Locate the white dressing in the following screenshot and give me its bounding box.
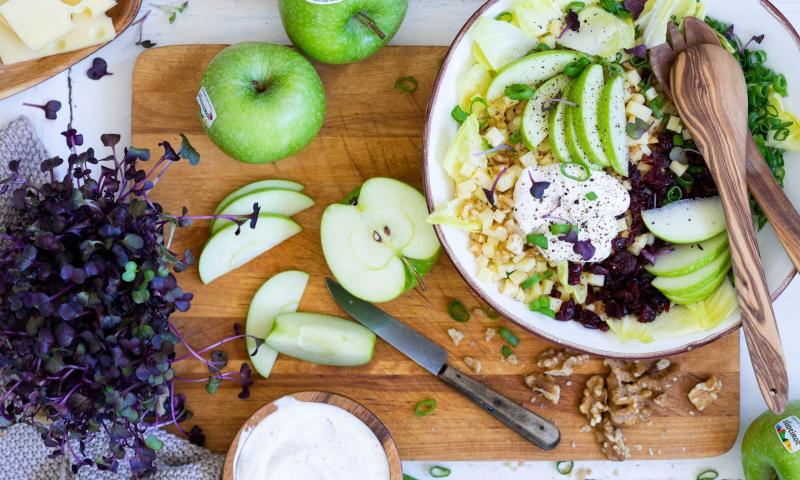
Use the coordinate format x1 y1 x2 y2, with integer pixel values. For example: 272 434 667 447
513 164 630 263
234 396 390 480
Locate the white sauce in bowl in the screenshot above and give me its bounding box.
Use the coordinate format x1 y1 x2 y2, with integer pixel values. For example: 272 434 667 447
514 164 630 263
233 396 391 480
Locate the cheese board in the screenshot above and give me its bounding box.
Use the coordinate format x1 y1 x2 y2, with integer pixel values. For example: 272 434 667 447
136 44 740 460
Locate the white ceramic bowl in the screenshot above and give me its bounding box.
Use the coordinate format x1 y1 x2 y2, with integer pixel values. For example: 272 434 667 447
423 0 800 358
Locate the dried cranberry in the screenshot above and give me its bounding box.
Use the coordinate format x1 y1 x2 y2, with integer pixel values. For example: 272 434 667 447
567 262 582 286
608 251 637 275
555 299 576 321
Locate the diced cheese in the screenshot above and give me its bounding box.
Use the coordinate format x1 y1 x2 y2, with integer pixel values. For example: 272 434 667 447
627 102 653 122
484 127 506 147
669 160 689 177
666 115 683 133
1 0 75 51
644 87 658 101
625 68 642 86
0 14 114 65
683 129 692 140
519 151 537 168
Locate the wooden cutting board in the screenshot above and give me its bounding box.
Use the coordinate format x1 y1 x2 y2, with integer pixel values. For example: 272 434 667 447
133 45 740 460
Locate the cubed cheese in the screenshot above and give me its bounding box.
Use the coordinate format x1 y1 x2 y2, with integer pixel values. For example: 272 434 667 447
483 127 506 147
627 102 653 122
644 87 658 101
519 151 537 168
669 160 689 177
666 115 683 133
625 69 642 86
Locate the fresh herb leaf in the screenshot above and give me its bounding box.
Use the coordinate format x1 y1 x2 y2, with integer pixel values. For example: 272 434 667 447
626 118 650 139
527 233 549 249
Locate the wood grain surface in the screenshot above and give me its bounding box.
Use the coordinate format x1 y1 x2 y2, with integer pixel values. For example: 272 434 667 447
672 43 788 413
134 45 740 460
0 0 142 100
222 391 402 480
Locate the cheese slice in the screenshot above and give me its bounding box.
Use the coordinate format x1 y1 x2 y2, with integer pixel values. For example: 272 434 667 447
0 13 115 65
67 0 117 20
0 0 75 51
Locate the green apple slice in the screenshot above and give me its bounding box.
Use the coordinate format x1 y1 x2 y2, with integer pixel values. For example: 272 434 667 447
486 50 585 100
645 233 729 277
564 86 594 169
548 81 574 163
198 214 301 284
265 312 376 367
521 74 571 151
652 249 731 301
642 196 726 244
571 64 609 167
321 177 440 303
211 188 314 233
246 270 309 378
598 74 629 176
214 179 304 215
558 6 635 58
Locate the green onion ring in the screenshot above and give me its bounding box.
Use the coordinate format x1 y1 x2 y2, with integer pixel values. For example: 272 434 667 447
451 105 468 124
556 460 574 475
560 162 591 181
696 469 719 480
394 76 418 93
429 466 451 477
403 475 419 480
499 326 519 347
666 185 683 203
414 398 437 417
447 299 470 323
675 172 694 189
495 10 513 22
505 83 535 101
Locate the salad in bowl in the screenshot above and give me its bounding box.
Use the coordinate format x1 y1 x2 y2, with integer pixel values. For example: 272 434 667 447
424 0 800 356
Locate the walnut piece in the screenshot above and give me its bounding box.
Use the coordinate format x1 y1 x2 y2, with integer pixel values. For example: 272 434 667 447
484 328 496 342
447 328 464 347
596 417 629 462
525 372 561 404
536 348 589 376
688 375 723 411
464 356 482 375
579 375 607 427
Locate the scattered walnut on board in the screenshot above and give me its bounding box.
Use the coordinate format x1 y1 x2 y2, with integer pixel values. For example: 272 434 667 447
447 328 464 347
525 372 560 404
464 356 482 375
579 375 607 427
689 375 723 411
484 328 496 342
536 348 589 376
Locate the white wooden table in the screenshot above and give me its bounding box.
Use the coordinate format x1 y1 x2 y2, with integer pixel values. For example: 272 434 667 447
1 1 799 478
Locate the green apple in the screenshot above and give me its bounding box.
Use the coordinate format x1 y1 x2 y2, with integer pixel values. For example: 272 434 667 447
198 42 325 164
565 85 594 169
321 177 440 302
571 64 609 167
651 249 732 304
265 312 376 366
486 50 584 100
278 0 408 64
743 400 800 480
521 74 571 151
214 179 304 216
210 188 314 233
641 196 727 244
645 232 729 277
598 74 629 176
246 270 310 378
198 214 301 284
548 81 574 164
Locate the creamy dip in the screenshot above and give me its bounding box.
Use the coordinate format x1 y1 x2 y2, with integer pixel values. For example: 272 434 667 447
513 164 630 263
234 396 391 480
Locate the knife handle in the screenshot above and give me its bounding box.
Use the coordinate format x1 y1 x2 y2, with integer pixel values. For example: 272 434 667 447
439 365 560 450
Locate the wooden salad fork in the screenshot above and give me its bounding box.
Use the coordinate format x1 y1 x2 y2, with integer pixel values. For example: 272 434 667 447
671 43 788 413
650 17 800 275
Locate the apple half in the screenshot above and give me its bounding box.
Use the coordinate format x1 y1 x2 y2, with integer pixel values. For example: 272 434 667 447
321 177 440 302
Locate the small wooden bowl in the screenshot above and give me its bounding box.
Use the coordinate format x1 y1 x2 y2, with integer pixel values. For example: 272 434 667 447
222 391 403 480
0 0 142 100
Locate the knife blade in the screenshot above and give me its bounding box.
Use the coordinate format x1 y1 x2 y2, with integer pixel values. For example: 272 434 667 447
326 279 561 450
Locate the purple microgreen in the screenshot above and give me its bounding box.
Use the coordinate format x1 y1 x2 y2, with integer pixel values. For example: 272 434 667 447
573 239 596 261
624 44 647 59
527 171 550 200
132 10 157 48
152 1 189 24
741 34 766 55
559 10 580 39
86 58 112 80
60 129 84 149
626 118 650 140
558 228 579 244
542 97 578 112
474 143 513 157
22 100 61 120
482 167 508 208
177 134 200 165
623 0 646 19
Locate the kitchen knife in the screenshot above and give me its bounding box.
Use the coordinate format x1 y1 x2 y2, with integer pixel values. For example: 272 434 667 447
326 279 561 450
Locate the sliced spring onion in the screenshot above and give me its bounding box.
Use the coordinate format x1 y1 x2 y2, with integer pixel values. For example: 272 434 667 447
586 191 597 201
470 96 489 127
530 43 552 53
560 162 591 181
527 233 549 249
666 185 683 203
550 223 572 235
505 83 535 101
564 57 591 78
556 460 575 475
650 97 664 119
501 345 513 358
495 10 513 22
394 76 418 93
451 105 468 124
429 466 451 478
673 134 685 147
566 1 585 11
414 398 437 417
675 172 694 189
498 326 519 347
509 131 522 144
530 296 555 317
520 274 542 290
403 475 419 480
447 299 470 323
486 306 500 319
696 469 719 480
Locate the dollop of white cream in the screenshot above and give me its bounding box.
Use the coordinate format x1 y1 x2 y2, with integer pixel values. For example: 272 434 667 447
513 164 630 263
234 396 390 480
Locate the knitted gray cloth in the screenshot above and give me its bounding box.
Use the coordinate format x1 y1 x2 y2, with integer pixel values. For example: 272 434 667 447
0 117 224 480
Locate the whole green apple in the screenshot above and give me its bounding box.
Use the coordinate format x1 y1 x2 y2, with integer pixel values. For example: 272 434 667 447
198 42 325 164
278 0 408 64
742 400 800 479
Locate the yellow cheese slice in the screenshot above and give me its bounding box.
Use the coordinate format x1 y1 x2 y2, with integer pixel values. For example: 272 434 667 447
0 0 75 51
0 14 115 65
68 0 117 20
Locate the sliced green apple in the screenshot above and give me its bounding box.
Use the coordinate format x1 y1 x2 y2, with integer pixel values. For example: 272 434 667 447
571 64 609 167
645 233 729 277
558 6 635 58
214 179 303 215
548 81 574 163
641 196 726 244
198 214 301 284
210 188 314 234
521 74 571 151
598 74 629 176
564 86 594 169
265 312 376 367
486 50 585 100
321 177 440 303
246 270 309 378
470 17 537 72
652 249 732 303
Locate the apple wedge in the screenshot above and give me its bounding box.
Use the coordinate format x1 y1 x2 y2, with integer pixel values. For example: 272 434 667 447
521 74 571 151
198 214 301 284
321 177 440 303
598 74 629 176
265 312 376 366
564 86 594 169
652 249 732 304
210 188 314 233
571 64 609 167
246 270 309 378
486 50 585 100
645 233 729 277
214 179 303 216
642 196 726 244
548 81 574 164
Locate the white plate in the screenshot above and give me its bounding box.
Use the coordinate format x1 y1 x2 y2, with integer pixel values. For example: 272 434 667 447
423 0 800 358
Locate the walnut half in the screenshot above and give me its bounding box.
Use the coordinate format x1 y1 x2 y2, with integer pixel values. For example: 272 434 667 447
537 349 589 376
579 375 607 427
525 372 561 405
688 375 723 411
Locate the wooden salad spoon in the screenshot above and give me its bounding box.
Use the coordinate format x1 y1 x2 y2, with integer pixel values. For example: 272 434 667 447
671 43 788 414
650 17 800 276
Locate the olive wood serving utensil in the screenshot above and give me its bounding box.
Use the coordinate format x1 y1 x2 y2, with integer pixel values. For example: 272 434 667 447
650 17 800 276
671 43 788 414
